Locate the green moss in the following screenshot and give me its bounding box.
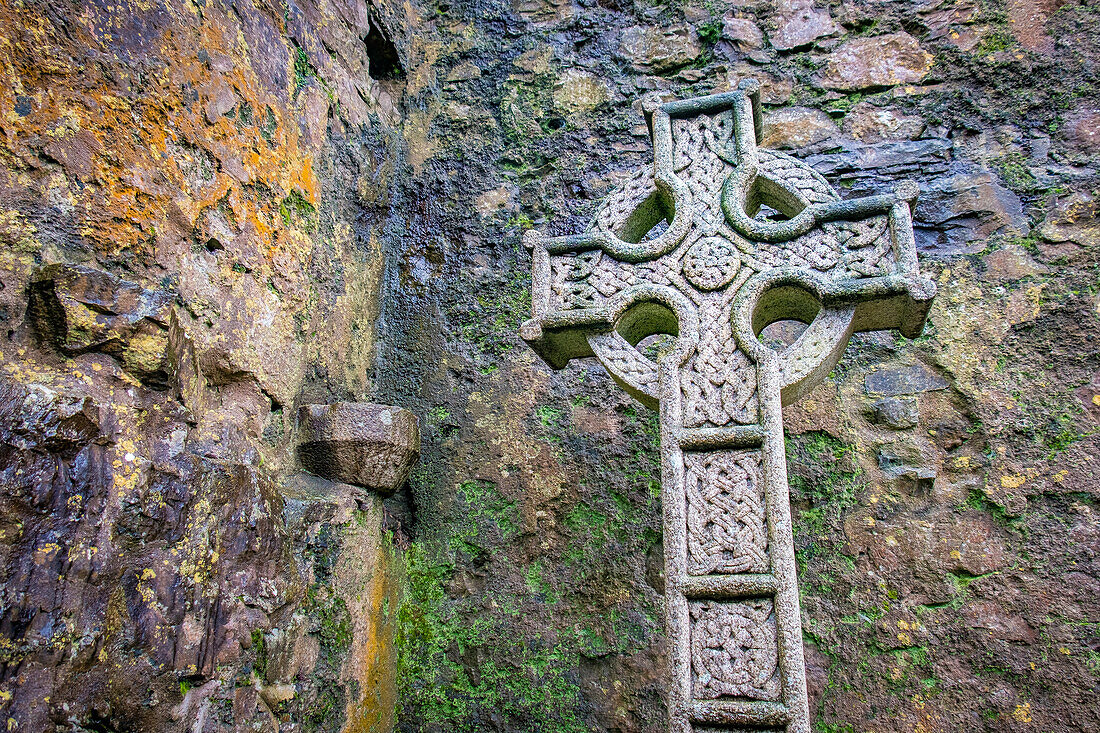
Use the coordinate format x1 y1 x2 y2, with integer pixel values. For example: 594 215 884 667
622 405 661 498
535 404 563 429
235 100 253 128
394 543 586 732
451 479 519 556
1037 400 1096 458
965 489 1010 520
790 53 823 71
566 607 653 659
294 47 316 91
963 489 1031 538
524 560 560 604
838 605 887 628
315 592 353 665
499 78 559 146
948 569 997 594
395 390 664 730
280 189 317 230
251 629 267 681
1047 422 1088 457
564 502 608 538
826 93 864 115
991 151 1041 194
450 265 530 360
505 212 534 231
787 432 865 541
998 323 1098 458
974 28 1016 56
894 645 929 667
697 20 721 46
260 105 278 147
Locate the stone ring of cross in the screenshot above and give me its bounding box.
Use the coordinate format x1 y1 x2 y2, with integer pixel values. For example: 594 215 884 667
521 80 936 733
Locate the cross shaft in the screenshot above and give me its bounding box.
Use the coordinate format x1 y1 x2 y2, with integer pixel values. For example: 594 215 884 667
521 82 935 733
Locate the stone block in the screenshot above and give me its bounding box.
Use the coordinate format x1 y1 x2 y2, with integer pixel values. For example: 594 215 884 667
296 403 419 494
868 396 919 429
1065 106 1100 152
913 172 1027 255
806 138 952 183
768 1 840 51
760 106 838 149
865 365 949 396
843 102 926 142
620 25 702 74
553 69 610 113
983 245 1049 282
722 16 764 52
818 32 933 91
878 451 936 495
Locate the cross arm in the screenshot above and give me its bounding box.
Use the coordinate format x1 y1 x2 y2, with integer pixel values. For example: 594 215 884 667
519 231 611 370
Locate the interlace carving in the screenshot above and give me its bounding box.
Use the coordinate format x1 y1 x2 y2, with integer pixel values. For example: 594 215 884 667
681 296 758 428
522 83 935 733
685 450 767 575
690 600 780 701
683 236 741 291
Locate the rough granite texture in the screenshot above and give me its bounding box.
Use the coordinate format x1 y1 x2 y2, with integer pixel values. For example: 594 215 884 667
0 0 1098 732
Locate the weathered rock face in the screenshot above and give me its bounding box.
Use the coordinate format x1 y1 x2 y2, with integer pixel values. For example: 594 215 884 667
1 0 1100 731
0 0 413 730
29 263 175 386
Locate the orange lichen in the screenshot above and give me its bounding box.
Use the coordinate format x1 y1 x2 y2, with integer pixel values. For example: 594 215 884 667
336 508 402 733
0 1 320 286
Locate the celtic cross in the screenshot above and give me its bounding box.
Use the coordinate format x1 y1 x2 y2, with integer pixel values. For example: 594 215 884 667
521 82 936 733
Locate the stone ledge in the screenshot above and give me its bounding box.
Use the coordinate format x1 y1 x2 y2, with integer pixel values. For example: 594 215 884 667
296 402 419 495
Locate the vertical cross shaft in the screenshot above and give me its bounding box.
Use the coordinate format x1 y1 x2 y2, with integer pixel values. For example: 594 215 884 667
521 82 936 733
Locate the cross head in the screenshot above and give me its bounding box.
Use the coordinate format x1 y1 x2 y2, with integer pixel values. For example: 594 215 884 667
521 81 936 733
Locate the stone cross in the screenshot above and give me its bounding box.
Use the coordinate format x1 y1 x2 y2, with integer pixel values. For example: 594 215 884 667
521 82 935 733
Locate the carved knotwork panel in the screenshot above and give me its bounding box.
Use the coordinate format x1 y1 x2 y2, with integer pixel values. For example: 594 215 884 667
690 599 780 701
680 295 759 428
685 449 767 575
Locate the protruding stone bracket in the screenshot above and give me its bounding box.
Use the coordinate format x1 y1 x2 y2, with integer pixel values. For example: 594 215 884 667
296 403 420 496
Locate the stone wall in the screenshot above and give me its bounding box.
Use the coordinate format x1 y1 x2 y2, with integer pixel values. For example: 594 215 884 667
375 0 1100 730
1 0 1098 731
